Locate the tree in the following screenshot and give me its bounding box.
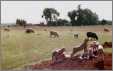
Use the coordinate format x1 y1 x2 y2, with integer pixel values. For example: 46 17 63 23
100 19 107 25
56 19 70 26
67 5 99 26
68 10 77 26
42 8 60 26
81 8 98 25
16 19 27 27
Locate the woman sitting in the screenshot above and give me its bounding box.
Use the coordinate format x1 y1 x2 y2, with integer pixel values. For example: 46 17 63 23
52 48 67 64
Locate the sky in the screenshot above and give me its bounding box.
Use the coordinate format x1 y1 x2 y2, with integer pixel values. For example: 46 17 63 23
1 1 112 24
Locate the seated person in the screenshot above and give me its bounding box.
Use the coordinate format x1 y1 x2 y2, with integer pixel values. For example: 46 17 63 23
80 40 104 60
71 38 89 58
87 41 104 59
52 48 67 64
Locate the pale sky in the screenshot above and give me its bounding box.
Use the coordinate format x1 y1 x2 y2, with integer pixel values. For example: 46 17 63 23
1 1 112 24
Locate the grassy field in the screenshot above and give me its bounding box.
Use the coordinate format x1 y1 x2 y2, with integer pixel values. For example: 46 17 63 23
0 25 112 70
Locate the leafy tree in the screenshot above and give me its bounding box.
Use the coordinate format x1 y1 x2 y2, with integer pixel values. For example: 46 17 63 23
100 19 107 25
56 19 69 26
107 20 112 25
16 19 27 27
68 10 77 26
81 8 98 25
42 8 59 26
68 5 99 26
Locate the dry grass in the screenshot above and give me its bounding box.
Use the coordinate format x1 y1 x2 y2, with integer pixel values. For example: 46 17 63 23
0 25 112 69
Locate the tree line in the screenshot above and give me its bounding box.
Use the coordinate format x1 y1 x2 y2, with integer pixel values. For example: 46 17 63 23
16 5 112 27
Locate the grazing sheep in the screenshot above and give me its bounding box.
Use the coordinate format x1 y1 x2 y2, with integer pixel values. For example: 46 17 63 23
25 28 34 33
50 31 59 38
37 33 40 35
74 33 78 38
44 29 47 31
104 28 110 32
87 32 98 40
4 28 10 32
70 29 73 32
102 41 112 48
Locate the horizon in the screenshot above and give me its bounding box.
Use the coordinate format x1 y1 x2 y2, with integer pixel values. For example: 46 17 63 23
1 1 112 24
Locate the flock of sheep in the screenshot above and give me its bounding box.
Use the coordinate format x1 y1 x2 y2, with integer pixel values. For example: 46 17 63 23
3 26 110 40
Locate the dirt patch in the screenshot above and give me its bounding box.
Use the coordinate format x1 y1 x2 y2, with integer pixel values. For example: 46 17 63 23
26 53 112 70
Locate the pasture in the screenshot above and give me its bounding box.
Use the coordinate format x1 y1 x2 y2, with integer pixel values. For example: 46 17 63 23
0 25 112 70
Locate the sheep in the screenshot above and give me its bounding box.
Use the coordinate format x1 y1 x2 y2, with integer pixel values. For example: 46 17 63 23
4 28 10 32
87 32 98 40
50 31 59 38
74 33 78 38
25 28 34 33
104 28 110 32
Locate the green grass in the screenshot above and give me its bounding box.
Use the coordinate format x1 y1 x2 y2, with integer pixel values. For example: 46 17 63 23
0 26 112 69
